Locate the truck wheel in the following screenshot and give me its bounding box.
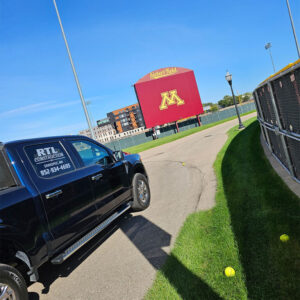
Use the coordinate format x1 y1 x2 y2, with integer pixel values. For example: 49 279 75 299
0 264 28 300
131 173 151 211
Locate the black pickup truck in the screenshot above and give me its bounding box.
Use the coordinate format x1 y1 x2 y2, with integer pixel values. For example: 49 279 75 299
0 135 150 299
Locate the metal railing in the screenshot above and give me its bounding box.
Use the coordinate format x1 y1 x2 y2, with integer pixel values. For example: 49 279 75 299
253 59 300 183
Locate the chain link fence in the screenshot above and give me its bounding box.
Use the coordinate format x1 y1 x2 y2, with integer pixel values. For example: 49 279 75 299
253 60 300 183
104 101 256 151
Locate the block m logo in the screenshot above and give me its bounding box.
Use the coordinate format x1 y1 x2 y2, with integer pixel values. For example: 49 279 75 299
159 89 185 110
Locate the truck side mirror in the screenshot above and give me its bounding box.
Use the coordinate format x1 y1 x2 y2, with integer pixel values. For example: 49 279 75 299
113 150 124 161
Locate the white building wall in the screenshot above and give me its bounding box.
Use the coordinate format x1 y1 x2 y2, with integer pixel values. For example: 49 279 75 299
79 126 146 144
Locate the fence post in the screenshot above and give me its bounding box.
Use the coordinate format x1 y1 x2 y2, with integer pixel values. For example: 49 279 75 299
197 115 201 126
267 82 296 177
254 91 272 151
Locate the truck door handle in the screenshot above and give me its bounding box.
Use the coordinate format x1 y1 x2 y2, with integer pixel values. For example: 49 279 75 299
91 173 103 181
45 190 63 199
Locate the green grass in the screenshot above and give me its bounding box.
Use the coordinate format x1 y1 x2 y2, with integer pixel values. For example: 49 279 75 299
123 110 256 154
145 118 300 300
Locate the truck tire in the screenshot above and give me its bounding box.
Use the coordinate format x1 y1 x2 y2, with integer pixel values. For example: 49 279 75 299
131 173 151 211
0 264 28 300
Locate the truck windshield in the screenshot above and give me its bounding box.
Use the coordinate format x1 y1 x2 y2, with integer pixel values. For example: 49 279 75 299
0 150 16 191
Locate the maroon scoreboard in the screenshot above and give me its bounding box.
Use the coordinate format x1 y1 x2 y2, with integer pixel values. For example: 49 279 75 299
134 67 203 128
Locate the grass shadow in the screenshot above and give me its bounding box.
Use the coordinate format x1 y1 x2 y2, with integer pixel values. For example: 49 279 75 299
221 121 300 299
121 215 222 300
157 254 223 300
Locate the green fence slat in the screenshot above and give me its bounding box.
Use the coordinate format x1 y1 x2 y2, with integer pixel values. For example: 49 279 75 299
104 102 256 150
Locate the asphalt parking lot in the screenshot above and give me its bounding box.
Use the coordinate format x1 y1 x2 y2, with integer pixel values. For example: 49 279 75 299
28 113 256 300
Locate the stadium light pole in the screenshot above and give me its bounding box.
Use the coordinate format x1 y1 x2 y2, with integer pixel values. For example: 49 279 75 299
52 0 95 139
265 43 276 73
86 100 95 127
286 0 300 59
225 71 244 130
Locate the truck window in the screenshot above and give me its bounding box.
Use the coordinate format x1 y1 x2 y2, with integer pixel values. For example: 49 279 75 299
71 140 113 167
25 142 75 178
0 150 16 191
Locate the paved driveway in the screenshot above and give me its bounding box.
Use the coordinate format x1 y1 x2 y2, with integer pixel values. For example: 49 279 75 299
28 113 256 300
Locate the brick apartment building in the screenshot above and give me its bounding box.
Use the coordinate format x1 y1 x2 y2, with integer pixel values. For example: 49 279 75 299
107 103 145 133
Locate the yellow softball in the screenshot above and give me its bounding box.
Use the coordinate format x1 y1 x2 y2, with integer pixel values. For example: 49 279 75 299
280 234 289 242
224 267 235 277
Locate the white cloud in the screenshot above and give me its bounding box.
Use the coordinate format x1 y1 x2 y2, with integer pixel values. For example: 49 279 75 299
0 100 80 118
0 101 53 117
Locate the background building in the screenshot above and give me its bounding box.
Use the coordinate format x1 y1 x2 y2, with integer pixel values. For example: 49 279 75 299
107 104 145 133
79 118 116 144
79 116 146 144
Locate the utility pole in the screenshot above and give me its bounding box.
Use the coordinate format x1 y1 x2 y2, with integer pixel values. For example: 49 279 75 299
265 43 276 73
52 0 95 139
286 0 300 58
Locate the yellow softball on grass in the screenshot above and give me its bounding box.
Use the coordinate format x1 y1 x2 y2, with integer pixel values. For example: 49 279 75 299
280 234 289 242
224 267 235 277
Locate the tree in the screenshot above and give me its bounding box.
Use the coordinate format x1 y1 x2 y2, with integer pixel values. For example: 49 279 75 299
218 95 234 108
210 104 219 112
202 102 214 106
217 92 253 107
242 92 252 102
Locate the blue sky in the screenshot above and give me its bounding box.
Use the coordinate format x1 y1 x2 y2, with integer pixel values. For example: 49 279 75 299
1 0 299 142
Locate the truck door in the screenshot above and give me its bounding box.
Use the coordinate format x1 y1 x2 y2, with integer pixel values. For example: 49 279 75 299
23 141 98 251
69 140 130 220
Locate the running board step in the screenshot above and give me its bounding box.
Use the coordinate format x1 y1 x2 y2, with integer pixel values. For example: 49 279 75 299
51 203 131 264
